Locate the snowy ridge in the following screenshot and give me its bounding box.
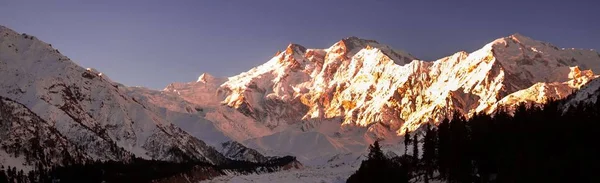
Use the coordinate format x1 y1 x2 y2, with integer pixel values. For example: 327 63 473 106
218 141 269 163
124 86 231 146
0 25 231 166
563 77 600 108
216 37 418 130
211 33 600 139
164 73 227 107
130 85 272 143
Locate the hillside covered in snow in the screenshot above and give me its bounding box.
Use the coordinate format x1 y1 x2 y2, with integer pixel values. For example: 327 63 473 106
0 25 296 174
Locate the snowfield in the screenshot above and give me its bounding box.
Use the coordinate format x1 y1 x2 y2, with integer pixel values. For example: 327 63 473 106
202 166 353 183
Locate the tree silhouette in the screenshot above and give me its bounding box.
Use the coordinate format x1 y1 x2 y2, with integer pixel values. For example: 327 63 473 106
403 129 411 155
348 140 408 183
437 117 450 180
367 140 385 162
422 123 436 182
448 112 472 183
350 96 600 182
412 130 419 179
0 168 7 183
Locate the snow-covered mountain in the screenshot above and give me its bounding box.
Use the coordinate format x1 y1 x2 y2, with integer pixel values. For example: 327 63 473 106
128 82 272 144
193 34 599 137
155 34 600 164
217 37 418 131
0 25 235 168
0 96 91 171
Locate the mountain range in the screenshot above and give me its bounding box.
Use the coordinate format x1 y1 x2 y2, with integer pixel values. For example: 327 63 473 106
1 24 600 182
0 25 288 172
149 32 600 161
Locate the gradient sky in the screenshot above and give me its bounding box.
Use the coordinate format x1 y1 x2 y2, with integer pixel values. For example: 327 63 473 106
1 0 598 89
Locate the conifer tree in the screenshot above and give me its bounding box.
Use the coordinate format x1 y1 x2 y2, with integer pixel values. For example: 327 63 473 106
403 129 411 155
449 112 472 183
437 118 450 180
412 131 419 164
367 140 384 161
412 131 420 180
422 123 436 182
0 168 7 183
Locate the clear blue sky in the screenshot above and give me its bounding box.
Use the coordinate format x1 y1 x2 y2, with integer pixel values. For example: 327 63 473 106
1 0 598 89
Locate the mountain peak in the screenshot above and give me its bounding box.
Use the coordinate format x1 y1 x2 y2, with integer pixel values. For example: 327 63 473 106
507 33 537 44
197 73 216 83
509 32 526 38
0 25 14 33
339 36 379 48
329 36 380 56
341 36 378 43
487 33 538 46
483 33 555 56
285 43 307 55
